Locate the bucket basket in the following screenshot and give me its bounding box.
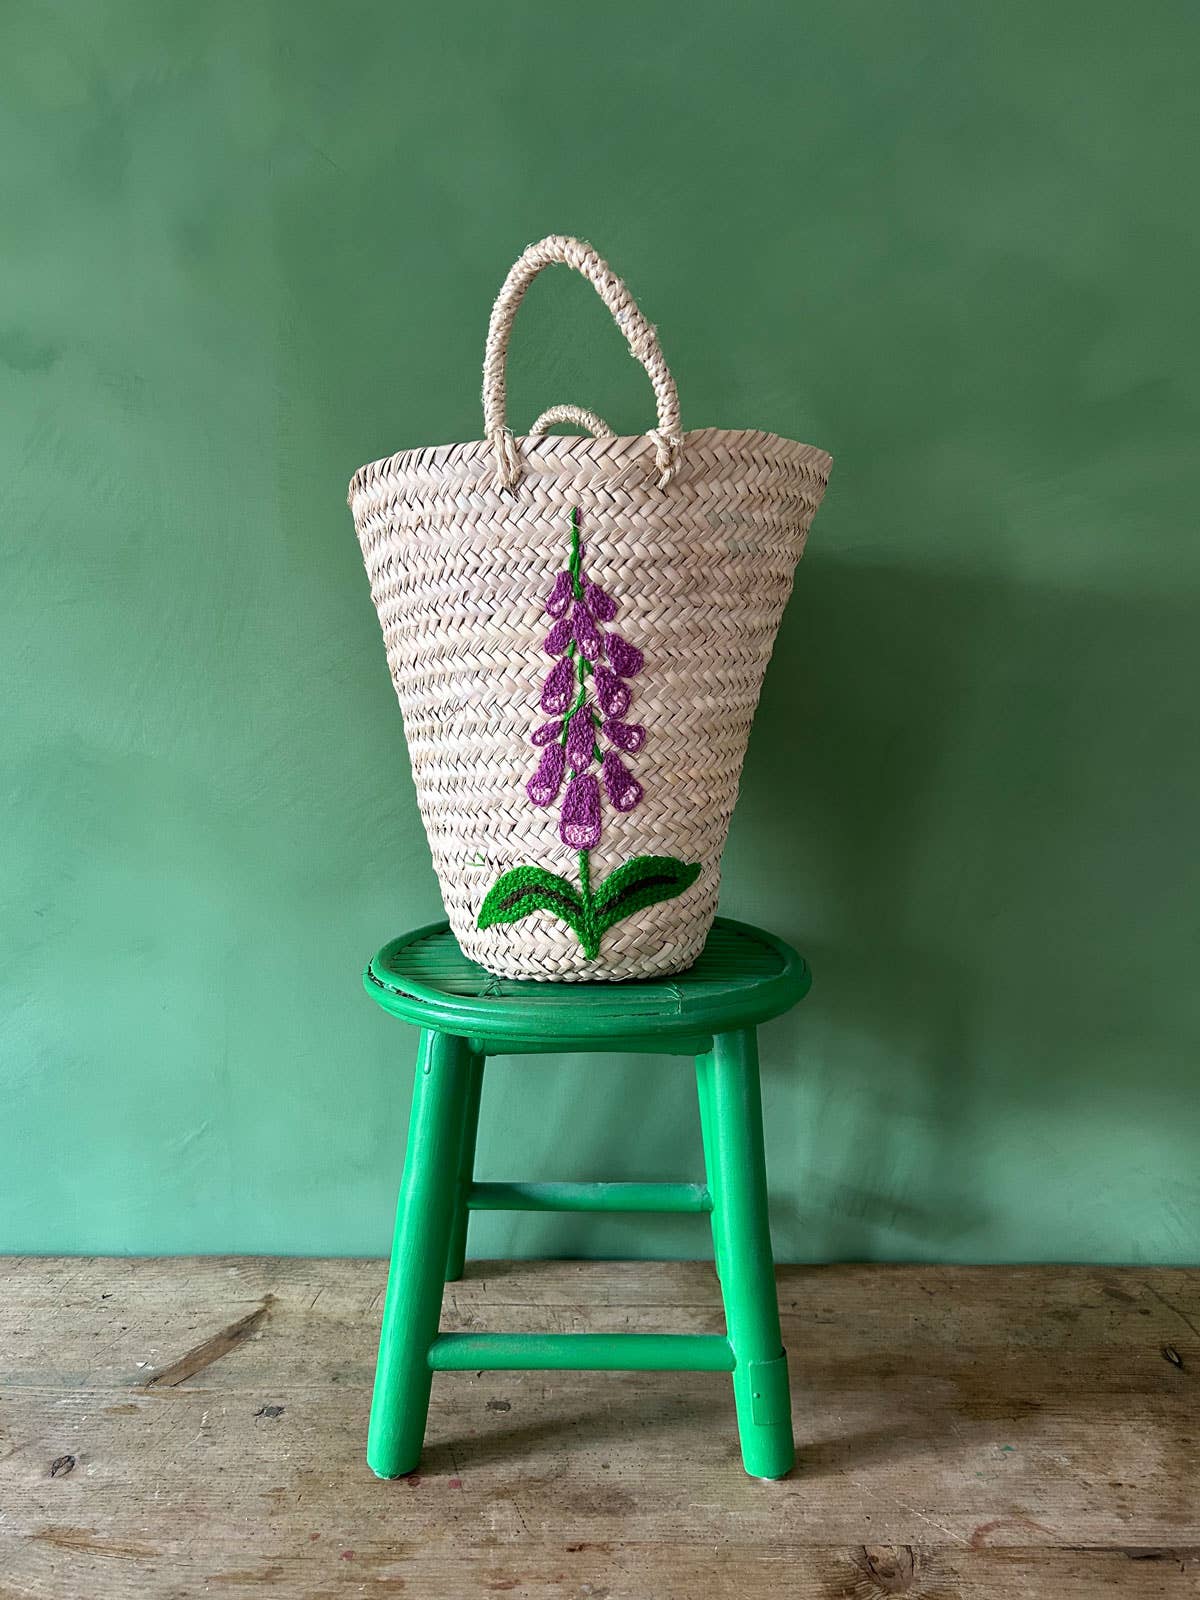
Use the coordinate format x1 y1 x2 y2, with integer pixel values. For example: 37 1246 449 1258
348 235 832 981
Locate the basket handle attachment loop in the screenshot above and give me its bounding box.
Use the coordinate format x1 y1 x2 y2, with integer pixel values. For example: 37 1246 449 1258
527 404 615 440
482 235 682 493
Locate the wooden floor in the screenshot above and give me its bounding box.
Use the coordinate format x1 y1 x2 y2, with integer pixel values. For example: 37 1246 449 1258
1 1259 1197 1598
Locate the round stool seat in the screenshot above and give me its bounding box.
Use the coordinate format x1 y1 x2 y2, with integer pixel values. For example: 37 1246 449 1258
365 916 810 1046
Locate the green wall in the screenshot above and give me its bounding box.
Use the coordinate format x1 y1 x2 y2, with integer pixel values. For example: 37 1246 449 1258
4 1 1198 1262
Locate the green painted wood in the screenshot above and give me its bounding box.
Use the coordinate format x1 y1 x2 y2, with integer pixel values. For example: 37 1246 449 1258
473 1035 716 1058
703 1029 795 1479
427 1332 736 1373
366 1030 473 1479
695 1050 724 1280
365 918 810 1044
443 1051 485 1283
467 1181 712 1214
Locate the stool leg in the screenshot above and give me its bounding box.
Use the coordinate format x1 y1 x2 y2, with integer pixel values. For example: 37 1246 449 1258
444 1051 485 1282
367 1029 472 1479
694 1051 723 1280
705 1028 795 1480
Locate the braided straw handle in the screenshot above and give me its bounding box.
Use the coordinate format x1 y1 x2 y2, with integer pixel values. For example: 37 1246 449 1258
528 404 615 439
483 235 682 492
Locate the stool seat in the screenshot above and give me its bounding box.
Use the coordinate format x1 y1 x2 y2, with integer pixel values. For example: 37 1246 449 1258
366 916 810 1046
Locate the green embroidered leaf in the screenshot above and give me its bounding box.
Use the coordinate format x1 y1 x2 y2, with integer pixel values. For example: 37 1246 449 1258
593 854 701 937
477 865 586 939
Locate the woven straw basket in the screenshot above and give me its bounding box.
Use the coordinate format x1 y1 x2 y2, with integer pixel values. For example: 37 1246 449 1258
349 236 832 981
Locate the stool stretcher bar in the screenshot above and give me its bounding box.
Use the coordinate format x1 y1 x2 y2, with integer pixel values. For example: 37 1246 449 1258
467 1180 712 1214
427 1332 736 1372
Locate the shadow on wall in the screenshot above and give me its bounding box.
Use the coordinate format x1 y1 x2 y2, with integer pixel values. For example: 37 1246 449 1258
472 549 1199 1264
724 548 1199 1262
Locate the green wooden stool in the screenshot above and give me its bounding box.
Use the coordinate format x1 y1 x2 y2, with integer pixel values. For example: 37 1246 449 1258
362 915 810 1480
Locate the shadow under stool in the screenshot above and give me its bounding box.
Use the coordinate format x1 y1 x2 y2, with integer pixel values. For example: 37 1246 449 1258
362 915 810 1480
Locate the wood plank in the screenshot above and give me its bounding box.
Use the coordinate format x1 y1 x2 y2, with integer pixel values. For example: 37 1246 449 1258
0 1259 1197 1598
3 1540 1199 1599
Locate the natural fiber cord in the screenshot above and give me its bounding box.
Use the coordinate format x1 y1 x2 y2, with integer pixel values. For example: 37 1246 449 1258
483 235 682 491
348 235 832 980
528 404 614 439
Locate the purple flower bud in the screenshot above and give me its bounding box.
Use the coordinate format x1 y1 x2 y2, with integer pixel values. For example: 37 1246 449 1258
559 771 602 849
545 570 573 619
539 655 575 715
584 579 617 622
603 718 645 754
543 616 572 656
602 749 643 813
526 742 566 807
531 719 563 746
593 664 632 718
604 632 644 679
565 706 595 772
572 600 602 661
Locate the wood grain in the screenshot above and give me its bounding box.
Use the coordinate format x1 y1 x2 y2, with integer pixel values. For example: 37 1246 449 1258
0 1259 1197 1597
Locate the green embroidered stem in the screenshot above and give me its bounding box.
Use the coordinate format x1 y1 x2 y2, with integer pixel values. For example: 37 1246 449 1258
568 505 583 600
577 849 599 958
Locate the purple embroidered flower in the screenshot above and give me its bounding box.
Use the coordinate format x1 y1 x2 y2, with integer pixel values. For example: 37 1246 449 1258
543 616 572 655
540 655 574 715
525 508 647 845
565 706 595 773
603 718 645 754
593 664 631 719
527 742 566 807
560 772 601 849
584 579 617 622
604 632 644 679
545 569 573 619
602 749 643 813
572 600 602 660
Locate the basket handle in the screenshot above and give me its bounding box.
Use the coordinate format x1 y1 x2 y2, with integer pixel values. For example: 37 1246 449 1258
482 235 682 492
528 404 615 440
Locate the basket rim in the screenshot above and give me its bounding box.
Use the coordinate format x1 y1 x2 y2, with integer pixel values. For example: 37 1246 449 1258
348 425 833 503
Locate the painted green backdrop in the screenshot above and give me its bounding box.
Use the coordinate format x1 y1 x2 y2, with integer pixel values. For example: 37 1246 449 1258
3 1 1198 1261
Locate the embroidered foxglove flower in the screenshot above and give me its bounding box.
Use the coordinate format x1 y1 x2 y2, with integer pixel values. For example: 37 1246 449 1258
565 706 595 773
543 616 572 655
604 632 644 679
540 655 574 714
603 718 645 754
584 579 617 622
572 600 602 660
560 771 601 849
602 749 643 812
479 508 700 963
526 742 566 807
529 533 646 834
545 570 573 619
593 664 631 719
